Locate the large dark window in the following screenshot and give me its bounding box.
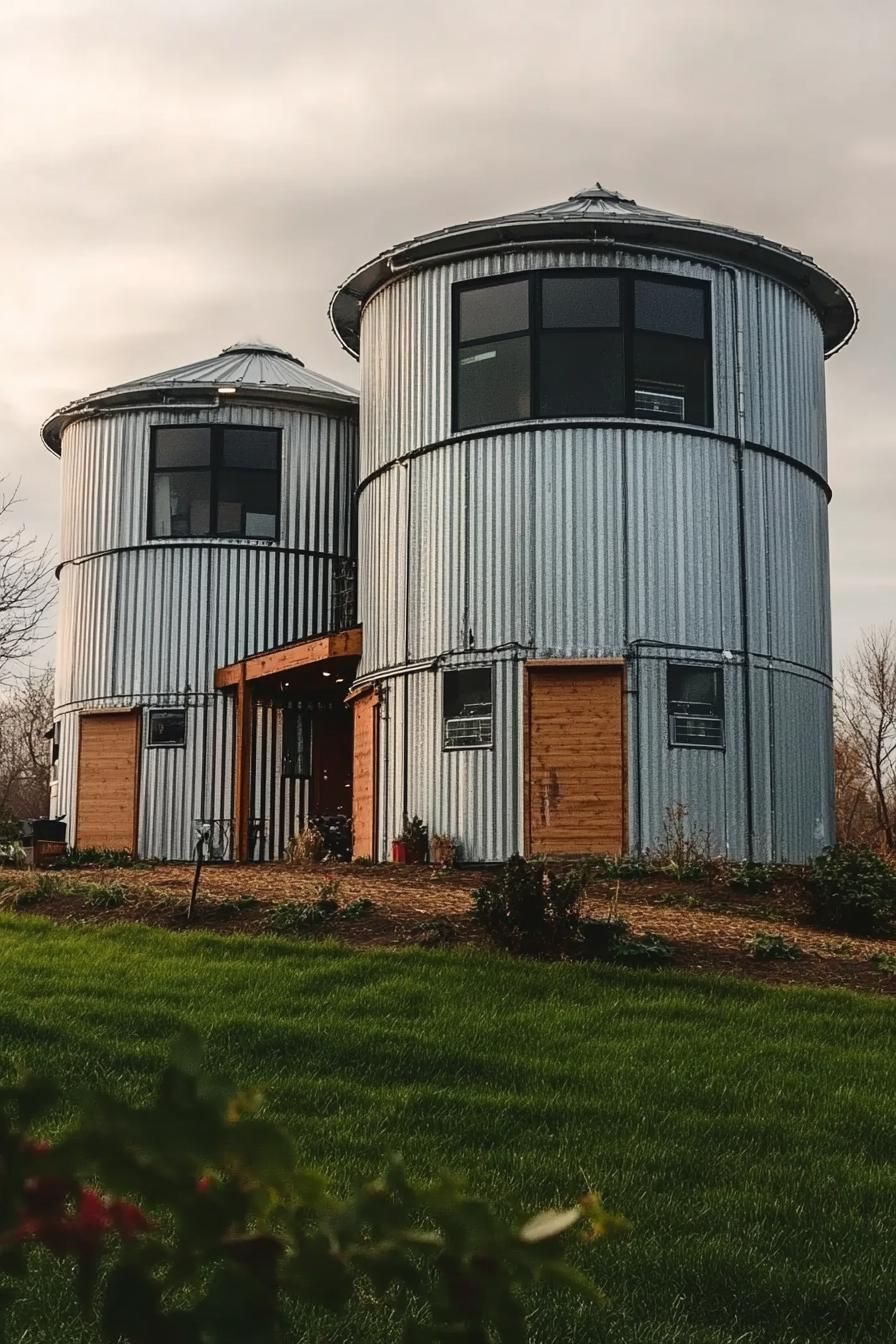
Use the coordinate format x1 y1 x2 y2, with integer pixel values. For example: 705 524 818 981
667 664 724 749
149 426 281 540
455 279 531 431
453 271 711 431
443 667 493 749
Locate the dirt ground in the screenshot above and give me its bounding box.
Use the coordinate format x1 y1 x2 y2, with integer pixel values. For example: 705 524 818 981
3 860 896 996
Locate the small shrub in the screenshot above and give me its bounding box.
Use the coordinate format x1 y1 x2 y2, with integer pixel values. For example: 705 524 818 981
414 916 458 947
314 879 343 904
284 825 326 867
726 861 776 894
340 896 375 919
51 847 137 869
745 932 803 960
472 855 586 953
577 917 630 959
82 882 128 910
309 814 352 861
807 844 896 933
610 932 674 966
587 853 652 880
649 804 712 881
394 814 428 862
871 951 896 975
265 896 339 934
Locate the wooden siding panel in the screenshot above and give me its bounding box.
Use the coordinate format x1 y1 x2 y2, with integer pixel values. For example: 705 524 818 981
351 691 378 859
526 666 624 855
76 713 140 852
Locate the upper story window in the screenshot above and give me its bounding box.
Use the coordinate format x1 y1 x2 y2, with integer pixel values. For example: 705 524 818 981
149 426 281 540
453 271 711 432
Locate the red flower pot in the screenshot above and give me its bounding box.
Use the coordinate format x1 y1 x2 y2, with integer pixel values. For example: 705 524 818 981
391 840 409 863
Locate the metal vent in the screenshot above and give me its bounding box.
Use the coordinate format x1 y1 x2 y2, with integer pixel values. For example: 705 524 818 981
444 714 492 749
635 384 686 421
669 713 724 749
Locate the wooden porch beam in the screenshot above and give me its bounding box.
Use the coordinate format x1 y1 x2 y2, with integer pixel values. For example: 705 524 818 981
215 626 362 690
233 664 253 864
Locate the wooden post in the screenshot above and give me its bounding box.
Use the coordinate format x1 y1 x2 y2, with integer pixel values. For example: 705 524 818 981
233 664 252 864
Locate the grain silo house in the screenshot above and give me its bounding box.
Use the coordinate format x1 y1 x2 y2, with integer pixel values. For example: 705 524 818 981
45 182 857 864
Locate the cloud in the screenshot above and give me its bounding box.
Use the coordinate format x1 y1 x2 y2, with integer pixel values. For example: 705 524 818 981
0 0 892 665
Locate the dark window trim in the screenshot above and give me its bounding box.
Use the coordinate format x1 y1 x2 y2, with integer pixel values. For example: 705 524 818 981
442 663 495 752
451 269 713 432
145 707 187 749
148 425 282 542
666 661 725 752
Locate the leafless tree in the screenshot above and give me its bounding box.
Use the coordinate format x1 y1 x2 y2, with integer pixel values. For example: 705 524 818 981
0 665 54 822
835 624 896 852
0 481 53 680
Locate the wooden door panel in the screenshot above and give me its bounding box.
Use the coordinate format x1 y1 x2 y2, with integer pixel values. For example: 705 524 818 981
351 691 378 860
76 712 140 852
526 666 624 855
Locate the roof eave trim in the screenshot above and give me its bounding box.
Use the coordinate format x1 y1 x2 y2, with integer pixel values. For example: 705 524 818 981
329 215 858 357
41 380 360 455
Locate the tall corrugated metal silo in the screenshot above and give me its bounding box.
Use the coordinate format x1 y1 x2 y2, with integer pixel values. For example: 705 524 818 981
43 341 358 860
331 182 858 863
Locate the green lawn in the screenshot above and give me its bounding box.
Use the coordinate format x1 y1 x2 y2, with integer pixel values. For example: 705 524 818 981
0 916 893 1344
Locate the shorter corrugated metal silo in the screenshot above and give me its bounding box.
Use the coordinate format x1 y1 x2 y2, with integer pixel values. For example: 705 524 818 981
43 341 358 860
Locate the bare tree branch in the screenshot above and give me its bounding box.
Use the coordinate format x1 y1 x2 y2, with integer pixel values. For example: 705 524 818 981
835 624 896 852
0 481 54 680
0 665 54 823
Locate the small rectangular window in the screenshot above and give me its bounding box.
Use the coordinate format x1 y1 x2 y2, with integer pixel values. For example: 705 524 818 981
150 426 281 541
147 709 186 747
443 667 493 749
667 665 724 749
282 708 312 778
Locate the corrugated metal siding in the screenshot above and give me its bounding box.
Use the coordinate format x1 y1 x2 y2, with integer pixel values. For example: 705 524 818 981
360 249 825 477
54 400 357 860
374 654 523 864
740 275 827 475
768 670 834 860
356 248 833 865
60 402 356 561
630 653 747 858
626 433 740 651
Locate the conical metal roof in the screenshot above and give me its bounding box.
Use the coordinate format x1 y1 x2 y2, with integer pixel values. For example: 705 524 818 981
42 339 358 454
330 181 857 358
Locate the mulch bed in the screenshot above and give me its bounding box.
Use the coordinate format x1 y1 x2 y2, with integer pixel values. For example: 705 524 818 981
2 862 895 996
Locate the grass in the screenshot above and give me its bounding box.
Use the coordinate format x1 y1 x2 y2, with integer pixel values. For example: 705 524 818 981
0 917 893 1343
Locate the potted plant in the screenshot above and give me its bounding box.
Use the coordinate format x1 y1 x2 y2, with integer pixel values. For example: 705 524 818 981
430 834 459 868
392 815 428 864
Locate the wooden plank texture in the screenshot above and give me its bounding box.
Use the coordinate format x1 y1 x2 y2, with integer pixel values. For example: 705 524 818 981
76 712 140 852
351 690 378 860
526 665 624 856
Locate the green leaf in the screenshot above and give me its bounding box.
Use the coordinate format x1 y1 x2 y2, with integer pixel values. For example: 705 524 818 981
539 1258 606 1306
518 1207 581 1243
100 1263 162 1343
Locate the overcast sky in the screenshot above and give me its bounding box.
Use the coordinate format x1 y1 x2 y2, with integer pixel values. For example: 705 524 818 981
1 0 892 665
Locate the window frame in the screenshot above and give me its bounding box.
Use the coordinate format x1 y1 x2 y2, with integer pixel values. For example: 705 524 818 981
666 662 725 751
451 269 713 432
148 425 282 543
442 664 495 752
146 708 187 749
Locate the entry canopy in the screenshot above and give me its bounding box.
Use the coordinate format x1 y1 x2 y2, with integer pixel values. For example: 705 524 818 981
42 340 358 455
329 182 858 359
